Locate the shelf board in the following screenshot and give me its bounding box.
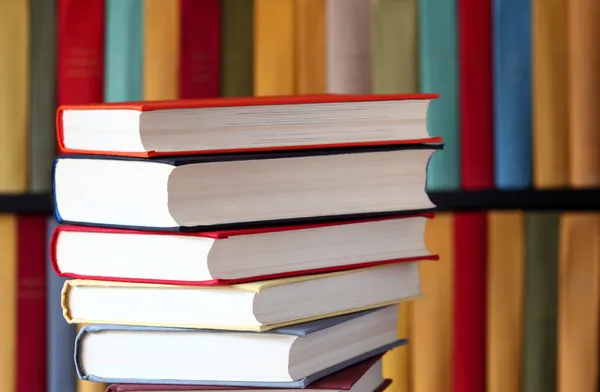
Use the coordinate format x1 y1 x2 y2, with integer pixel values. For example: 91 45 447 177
0 189 598 215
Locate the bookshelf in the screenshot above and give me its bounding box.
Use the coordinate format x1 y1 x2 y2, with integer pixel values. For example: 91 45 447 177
7 189 600 215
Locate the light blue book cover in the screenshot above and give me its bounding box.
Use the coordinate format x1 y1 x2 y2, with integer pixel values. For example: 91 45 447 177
74 308 406 388
419 0 460 191
46 218 76 392
492 0 532 188
105 0 143 102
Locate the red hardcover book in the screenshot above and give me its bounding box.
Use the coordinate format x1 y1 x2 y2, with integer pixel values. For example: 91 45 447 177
179 0 221 98
50 214 439 286
105 355 391 391
455 0 493 391
17 216 47 392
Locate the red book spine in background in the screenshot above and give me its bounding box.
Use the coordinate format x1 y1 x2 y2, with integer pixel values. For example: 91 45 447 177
179 0 221 98
57 0 105 106
17 216 47 392
455 0 493 391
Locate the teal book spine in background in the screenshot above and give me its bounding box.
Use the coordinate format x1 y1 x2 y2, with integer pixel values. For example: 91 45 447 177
105 0 143 102
419 0 460 190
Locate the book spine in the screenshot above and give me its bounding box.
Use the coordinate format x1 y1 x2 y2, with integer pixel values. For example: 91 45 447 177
0 216 17 390
29 0 57 192
17 216 47 392
294 0 326 94
492 0 532 189
179 0 221 99
220 0 254 97
419 0 460 191
46 218 76 392
104 0 143 102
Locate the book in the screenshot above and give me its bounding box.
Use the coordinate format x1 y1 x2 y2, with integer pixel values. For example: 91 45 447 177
56 94 440 157
0 0 29 192
492 0 532 189
61 263 421 331
105 354 391 391
47 218 76 392
295 0 325 94
179 0 220 98
253 0 295 96
53 145 440 231
51 214 437 285
220 0 254 97
74 306 404 387
419 0 459 191
0 216 17 391
29 0 57 192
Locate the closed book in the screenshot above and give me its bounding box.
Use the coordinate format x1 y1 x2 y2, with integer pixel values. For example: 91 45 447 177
51 214 437 285
105 355 391 391
295 0 325 94
61 263 421 331
75 306 404 387
492 0 532 189
522 212 559 392
104 0 143 103
46 218 76 392
220 0 254 97
53 145 440 231
29 0 57 192
0 216 17 391
419 0 459 191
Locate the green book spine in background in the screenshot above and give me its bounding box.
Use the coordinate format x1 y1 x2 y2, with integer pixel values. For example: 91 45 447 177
419 0 460 191
221 0 254 97
105 0 143 102
372 0 418 93
28 0 56 192
523 212 559 392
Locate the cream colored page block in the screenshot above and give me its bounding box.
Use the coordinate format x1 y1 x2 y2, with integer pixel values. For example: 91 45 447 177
143 0 180 100
0 1 28 192
410 214 453 392
0 216 16 391
254 0 295 96
487 212 525 392
558 213 600 392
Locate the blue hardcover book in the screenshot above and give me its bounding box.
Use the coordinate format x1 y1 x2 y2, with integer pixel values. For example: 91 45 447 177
105 0 143 102
74 306 406 388
492 0 532 188
420 0 460 191
46 218 76 392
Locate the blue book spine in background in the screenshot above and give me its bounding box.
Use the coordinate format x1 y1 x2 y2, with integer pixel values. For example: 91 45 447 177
46 218 76 392
492 0 532 188
419 0 460 191
105 0 143 102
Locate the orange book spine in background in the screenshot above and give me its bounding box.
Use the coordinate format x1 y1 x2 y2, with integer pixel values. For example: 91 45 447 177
294 0 325 94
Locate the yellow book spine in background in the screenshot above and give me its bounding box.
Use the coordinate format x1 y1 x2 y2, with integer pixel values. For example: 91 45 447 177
558 213 600 392
77 324 105 392
254 0 295 96
487 212 525 392
532 0 569 188
143 0 180 100
410 214 453 392
0 216 17 391
294 0 325 94
0 1 29 192
382 303 411 392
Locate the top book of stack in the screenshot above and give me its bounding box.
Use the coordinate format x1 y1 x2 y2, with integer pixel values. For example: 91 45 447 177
56 94 441 157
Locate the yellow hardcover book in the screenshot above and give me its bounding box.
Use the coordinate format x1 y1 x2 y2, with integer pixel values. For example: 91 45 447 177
532 0 569 188
410 214 453 392
0 216 17 391
254 0 295 96
61 264 422 331
487 212 525 392
558 213 600 392
143 0 180 100
294 0 325 94
0 1 29 192
77 324 106 392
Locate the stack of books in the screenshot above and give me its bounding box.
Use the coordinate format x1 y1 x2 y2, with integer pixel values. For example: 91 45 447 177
50 94 442 392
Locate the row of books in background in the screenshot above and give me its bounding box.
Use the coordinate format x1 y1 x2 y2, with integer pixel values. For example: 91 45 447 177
3 0 599 194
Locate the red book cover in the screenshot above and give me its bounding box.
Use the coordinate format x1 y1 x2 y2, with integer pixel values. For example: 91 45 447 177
51 214 439 286
455 0 493 391
179 0 221 98
105 355 391 391
17 216 47 392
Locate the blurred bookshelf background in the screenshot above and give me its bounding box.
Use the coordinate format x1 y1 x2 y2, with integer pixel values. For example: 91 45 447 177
1 0 599 392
